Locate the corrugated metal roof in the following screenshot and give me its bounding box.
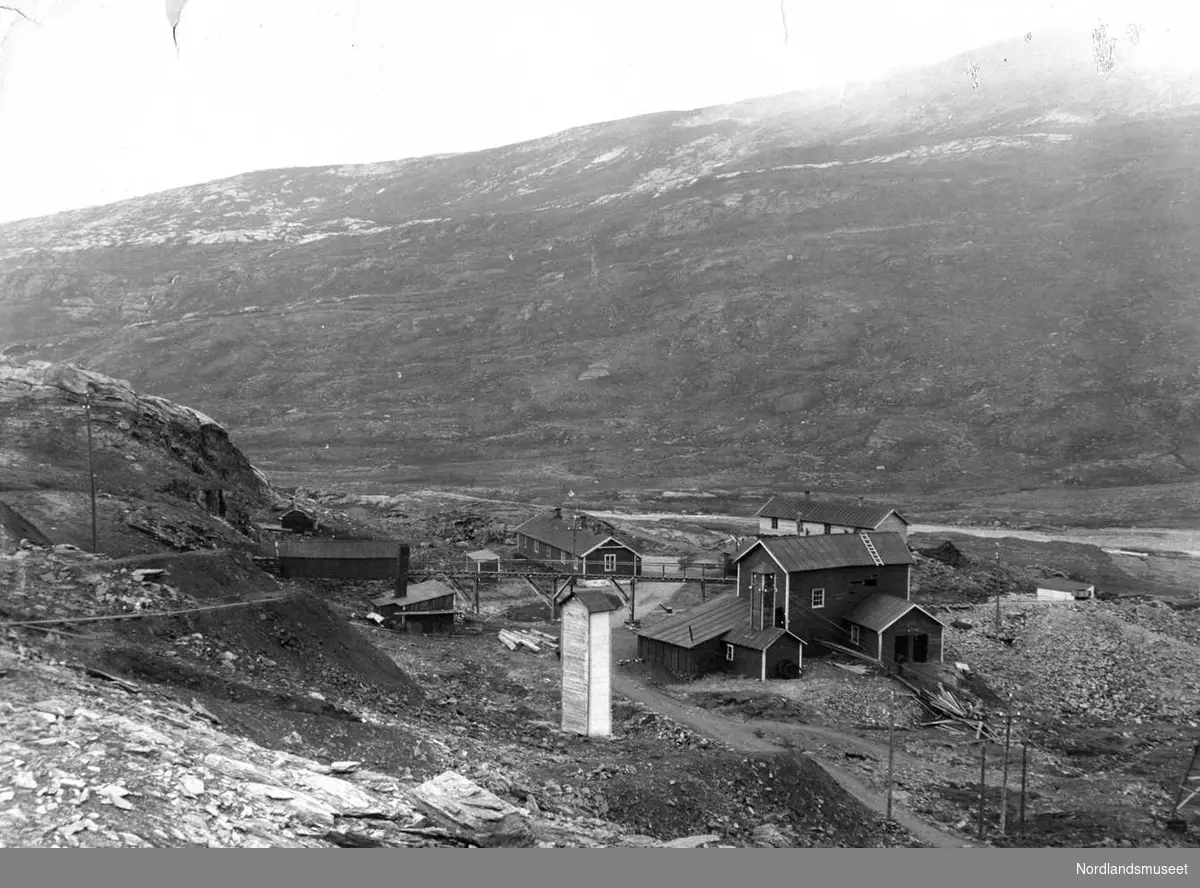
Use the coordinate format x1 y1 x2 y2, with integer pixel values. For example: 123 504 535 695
721 625 805 651
735 532 913 572
844 594 946 632
755 496 907 529
637 594 805 651
566 589 623 613
514 512 636 556
465 548 500 561
372 579 457 608
278 539 404 560
1036 578 1094 592
636 594 747 648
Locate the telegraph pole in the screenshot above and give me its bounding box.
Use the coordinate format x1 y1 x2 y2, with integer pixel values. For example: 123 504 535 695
978 735 988 841
1019 743 1029 832
994 542 1002 634
84 393 98 554
886 690 896 821
999 695 1014 835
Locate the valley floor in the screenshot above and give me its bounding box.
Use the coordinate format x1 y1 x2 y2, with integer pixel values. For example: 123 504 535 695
1 540 1197 849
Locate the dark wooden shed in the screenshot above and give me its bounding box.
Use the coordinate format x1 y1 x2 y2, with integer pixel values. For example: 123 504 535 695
277 539 409 580
372 579 458 634
843 594 946 666
279 507 317 535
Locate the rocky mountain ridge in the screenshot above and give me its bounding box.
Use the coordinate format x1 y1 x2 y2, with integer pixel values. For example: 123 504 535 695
3 27 1200 494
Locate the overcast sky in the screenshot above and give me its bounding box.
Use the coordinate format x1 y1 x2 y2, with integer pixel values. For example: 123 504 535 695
0 0 1189 223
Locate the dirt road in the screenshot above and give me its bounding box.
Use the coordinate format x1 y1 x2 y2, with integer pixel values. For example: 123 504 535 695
612 674 978 848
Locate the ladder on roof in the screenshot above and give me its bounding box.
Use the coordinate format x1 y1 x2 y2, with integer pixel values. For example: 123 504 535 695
860 533 884 567
1166 740 1200 831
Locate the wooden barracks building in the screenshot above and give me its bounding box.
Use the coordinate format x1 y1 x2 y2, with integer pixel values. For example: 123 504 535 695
514 508 640 576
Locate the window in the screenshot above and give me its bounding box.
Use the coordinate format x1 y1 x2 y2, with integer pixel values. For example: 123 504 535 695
725 644 735 661
560 550 567 563
864 577 877 587
823 524 832 534
850 624 861 646
751 573 776 630
604 553 617 572
770 517 779 530
811 588 825 609
533 541 540 555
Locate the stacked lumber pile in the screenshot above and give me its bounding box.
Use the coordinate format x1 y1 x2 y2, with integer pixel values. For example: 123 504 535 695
896 676 1000 742
497 628 558 654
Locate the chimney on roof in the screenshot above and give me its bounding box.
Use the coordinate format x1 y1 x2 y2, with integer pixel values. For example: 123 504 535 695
859 496 864 506
805 491 811 500
553 507 562 520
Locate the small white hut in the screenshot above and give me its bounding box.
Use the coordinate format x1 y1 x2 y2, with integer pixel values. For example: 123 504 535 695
559 588 622 738
1036 578 1096 601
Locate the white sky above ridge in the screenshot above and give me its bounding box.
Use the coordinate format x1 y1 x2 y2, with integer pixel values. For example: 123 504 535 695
0 0 1195 224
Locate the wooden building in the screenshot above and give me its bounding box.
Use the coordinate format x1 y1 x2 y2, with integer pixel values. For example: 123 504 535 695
277 539 409 581
1036 578 1096 601
279 507 318 535
514 509 640 576
560 588 622 738
372 579 457 634
636 593 806 681
843 594 946 665
731 532 932 664
465 548 501 575
754 494 910 543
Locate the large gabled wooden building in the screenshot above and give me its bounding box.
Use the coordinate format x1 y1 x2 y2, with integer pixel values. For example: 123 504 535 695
635 593 806 681
514 508 640 576
754 494 910 543
730 531 943 666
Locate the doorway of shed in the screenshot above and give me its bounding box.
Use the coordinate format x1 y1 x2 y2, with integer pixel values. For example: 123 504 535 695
893 634 930 664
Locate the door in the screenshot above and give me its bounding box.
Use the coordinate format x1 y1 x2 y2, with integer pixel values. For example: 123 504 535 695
912 634 929 663
893 635 910 663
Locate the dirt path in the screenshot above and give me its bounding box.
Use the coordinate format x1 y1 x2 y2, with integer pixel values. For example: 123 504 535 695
612 674 977 848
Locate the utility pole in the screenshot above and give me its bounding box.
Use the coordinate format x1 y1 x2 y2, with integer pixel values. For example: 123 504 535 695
84 393 98 554
886 689 896 821
1019 743 1029 832
999 695 1014 835
978 735 988 841
994 542 1002 634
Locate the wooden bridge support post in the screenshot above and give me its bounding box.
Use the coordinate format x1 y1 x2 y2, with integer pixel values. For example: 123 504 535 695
700 578 706 602
473 576 480 615
630 578 637 623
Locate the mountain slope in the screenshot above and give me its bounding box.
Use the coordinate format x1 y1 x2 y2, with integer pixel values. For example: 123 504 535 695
3 27 1200 495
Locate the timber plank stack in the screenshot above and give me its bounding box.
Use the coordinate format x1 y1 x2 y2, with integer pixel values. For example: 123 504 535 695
497 628 559 654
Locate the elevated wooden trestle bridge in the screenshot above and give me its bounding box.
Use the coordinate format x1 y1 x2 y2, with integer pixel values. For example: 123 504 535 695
254 544 736 623
407 558 737 622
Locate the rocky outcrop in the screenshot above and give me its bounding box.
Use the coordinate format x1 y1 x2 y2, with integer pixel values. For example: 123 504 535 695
0 357 272 553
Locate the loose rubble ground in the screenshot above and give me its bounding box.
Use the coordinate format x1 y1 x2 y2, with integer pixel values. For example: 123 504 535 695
665 594 1200 848
0 544 913 848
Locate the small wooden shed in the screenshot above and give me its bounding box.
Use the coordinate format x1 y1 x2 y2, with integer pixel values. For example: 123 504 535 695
1036 578 1095 601
280 507 317 535
559 588 622 739
843 594 946 665
465 548 501 575
372 579 457 634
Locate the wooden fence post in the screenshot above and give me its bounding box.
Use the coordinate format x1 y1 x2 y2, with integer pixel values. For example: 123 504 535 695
978 738 988 841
